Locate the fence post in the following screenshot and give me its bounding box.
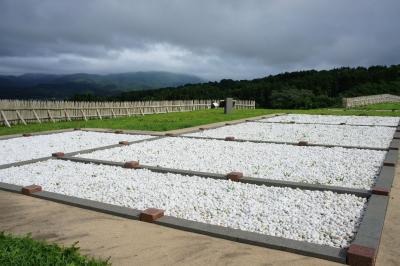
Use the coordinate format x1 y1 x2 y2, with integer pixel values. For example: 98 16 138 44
15 110 27 125
0 110 11 127
64 109 71 121
96 109 102 120
32 109 41 123
47 110 55 123
80 109 88 121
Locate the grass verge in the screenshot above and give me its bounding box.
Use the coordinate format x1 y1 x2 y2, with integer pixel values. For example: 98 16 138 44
0 232 109 266
0 108 398 136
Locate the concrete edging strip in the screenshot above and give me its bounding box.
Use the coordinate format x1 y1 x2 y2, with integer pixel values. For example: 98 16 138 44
251 120 397 128
154 215 346 263
347 194 389 265
60 156 371 197
179 135 388 151
0 180 345 263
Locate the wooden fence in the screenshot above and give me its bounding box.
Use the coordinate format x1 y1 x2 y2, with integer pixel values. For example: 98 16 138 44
343 94 400 108
0 99 255 127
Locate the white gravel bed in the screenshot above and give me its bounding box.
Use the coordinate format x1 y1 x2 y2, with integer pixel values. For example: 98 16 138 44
184 122 395 149
0 131 153 165
262 114 399 127
0 160 367 248
80 137 385 189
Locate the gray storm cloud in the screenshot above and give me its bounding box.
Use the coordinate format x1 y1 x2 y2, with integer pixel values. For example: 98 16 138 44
0 0 399 80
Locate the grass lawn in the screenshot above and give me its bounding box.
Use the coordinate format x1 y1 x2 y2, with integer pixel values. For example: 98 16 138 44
0 232 109 266
353 102 400 110
0 108 399 136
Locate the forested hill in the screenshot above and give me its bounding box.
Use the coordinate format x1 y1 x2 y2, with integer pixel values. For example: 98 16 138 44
0 71 204 99
86 65 400 109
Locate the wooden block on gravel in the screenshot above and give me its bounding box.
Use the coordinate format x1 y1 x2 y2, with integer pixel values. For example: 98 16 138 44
124 161 140 169
225 136 235 141
298 141 308 146
22 133 32 137
372 187 390 196
226 171 243 182
52 152 65 158
140 208 164 222
119 141 129 145
21 184 42 195
347 244 376 266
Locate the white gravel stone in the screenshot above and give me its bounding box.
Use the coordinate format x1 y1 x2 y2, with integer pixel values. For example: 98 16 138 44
0 131 152 165
0 160 367 248
262 114 399 127
80 137 385 189
185 122 395 148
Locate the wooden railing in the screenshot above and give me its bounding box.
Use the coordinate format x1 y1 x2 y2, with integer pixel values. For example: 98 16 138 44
0 99 255 127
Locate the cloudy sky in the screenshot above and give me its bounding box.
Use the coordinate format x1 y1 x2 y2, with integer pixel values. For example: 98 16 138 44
0 0 399 80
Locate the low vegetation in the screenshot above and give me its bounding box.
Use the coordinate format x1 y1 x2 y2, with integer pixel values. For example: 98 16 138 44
0 232 109 266
0 108 398 136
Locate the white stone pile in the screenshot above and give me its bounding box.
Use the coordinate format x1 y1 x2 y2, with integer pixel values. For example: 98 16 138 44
0 131 152 165
0 160 367 248
79 137 384 189
184 122 395 148
262 114 399 127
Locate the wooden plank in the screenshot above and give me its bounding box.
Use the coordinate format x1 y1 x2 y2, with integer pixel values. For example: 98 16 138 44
15 110 27 125
47 110 55 123
0 110 11 127
32 109 41 123
111 109 116 118
80 109 88 121
140 108 144 116
126 108 130 117
64 109 71 121
96 109 102 120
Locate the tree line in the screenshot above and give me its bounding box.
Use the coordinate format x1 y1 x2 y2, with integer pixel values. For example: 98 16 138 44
71 65 400 109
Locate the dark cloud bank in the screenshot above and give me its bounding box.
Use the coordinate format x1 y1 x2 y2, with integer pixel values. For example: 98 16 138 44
0 0 399 80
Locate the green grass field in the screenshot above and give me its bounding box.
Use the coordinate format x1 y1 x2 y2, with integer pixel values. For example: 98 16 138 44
0 108 399 136
0 232 109 266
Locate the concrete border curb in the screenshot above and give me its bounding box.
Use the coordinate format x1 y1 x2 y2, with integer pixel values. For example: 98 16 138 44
0 156 52 170
154 215 346 263
178 135 389 151
347 194 389 265
251 120 398 128
59 156 371 197
0 180 346 263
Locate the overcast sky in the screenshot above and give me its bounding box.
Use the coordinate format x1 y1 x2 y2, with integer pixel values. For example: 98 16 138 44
0 0 399 80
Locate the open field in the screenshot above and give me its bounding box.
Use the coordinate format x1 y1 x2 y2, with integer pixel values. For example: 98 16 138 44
0 113 399 265
0 108 399 136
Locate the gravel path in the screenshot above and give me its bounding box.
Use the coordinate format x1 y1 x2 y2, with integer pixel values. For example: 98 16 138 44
0 160 367 248
262 114 399 127
0 131 152 165
184 122 395 148
80 137 385 189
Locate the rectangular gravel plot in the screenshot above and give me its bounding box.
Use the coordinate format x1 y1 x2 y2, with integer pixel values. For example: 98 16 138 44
0 160 367 248
0 131 153 165
184 122 395 149
79 137 385 189
261 114 400 127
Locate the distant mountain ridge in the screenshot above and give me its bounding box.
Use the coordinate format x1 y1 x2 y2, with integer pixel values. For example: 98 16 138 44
0 71 204 99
